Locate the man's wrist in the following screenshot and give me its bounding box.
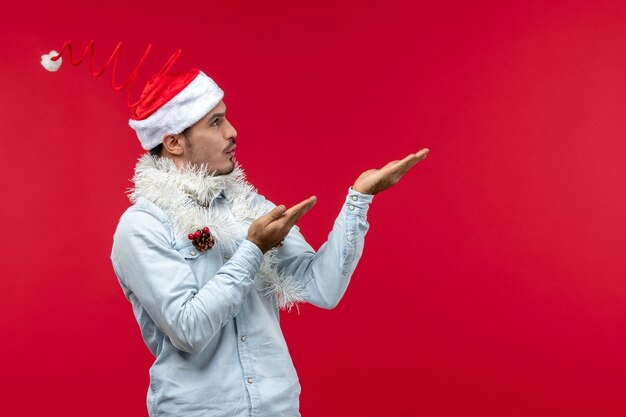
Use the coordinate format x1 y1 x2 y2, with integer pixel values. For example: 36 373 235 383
350 185 373 195
245 238 266 254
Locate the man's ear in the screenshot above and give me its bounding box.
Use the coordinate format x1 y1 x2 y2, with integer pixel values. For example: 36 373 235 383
162 134 185 156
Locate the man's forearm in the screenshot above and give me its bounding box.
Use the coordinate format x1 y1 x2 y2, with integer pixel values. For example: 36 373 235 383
277 187 374 309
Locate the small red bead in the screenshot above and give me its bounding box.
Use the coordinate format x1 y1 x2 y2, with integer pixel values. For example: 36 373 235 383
187 233 195 240
194 230 202 238
203 227 209 234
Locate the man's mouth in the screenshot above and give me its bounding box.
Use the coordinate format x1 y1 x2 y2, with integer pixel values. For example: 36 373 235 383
225 146 236 155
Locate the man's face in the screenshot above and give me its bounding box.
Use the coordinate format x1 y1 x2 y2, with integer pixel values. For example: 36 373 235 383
180 100 237 175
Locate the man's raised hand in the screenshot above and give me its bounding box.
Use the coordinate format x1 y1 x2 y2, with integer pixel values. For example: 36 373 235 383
247 196 317 253
352 148 429 195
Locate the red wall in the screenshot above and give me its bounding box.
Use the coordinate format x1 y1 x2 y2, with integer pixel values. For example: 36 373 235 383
1 1 626 416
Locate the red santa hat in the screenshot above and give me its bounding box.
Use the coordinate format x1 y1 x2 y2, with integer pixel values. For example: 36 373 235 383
128 69 223 150
41 41 224 150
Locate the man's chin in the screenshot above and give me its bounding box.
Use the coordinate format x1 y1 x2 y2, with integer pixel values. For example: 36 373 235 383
222 163 236 175
212 161 236 176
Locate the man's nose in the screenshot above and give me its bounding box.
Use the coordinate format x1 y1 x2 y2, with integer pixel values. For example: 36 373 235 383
225 119 237 140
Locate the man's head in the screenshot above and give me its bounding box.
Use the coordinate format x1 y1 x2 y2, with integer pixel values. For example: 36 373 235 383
129 70 227 165
151 100 237 175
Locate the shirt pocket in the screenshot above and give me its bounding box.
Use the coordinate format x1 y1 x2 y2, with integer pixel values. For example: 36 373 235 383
175 243 204 261
175 243 221 287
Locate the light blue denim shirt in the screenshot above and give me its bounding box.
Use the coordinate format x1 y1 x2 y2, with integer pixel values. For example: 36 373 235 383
110 187 373 417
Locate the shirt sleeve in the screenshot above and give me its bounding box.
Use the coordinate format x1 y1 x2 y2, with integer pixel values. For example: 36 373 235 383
275 187 374 309
110 207 264 354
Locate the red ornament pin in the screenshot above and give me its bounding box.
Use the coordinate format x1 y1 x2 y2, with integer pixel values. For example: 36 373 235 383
187 227 215 252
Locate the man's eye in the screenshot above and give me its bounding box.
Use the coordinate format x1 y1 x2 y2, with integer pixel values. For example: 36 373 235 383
211 118 220 126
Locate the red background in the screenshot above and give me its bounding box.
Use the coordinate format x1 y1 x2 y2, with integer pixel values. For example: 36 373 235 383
1 0 626 416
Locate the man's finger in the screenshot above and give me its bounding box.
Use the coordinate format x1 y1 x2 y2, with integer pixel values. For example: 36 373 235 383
382 160 400 169
415 148 429 160
387 148 429 175
260 204 287 226
282 196 317 227
284 196 317 215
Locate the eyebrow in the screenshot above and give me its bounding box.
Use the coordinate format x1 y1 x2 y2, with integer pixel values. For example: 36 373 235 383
208 107 227 122
208 113 225 122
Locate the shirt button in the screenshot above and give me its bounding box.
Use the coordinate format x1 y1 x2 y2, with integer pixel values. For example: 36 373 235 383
347 235 353 242
247 377 253 384
349 205 355 211
240 335 247 342
224 254 231 260
190 250 196 256
351 195 358 201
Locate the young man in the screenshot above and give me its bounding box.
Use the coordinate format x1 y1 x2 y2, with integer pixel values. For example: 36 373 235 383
110 69 428 416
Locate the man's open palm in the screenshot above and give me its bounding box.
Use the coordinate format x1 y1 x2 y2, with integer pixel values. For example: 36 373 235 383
353 148 429 195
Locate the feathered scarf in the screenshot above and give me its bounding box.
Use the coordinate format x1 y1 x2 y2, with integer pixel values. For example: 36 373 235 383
128 154 306 310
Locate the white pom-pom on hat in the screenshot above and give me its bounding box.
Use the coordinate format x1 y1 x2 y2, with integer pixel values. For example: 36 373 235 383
41 50 62 72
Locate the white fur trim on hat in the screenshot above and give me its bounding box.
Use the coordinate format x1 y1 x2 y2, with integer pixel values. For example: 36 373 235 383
129 71 224 150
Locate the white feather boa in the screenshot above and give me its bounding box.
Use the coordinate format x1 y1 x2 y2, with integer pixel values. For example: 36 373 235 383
128 154 306 310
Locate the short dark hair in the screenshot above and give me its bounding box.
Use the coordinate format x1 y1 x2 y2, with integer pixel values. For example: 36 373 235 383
148 126 192 157
149 143 163 157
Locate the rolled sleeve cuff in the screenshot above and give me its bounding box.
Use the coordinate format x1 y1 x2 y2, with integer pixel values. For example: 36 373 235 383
230 239 265 273
346 186 374 216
